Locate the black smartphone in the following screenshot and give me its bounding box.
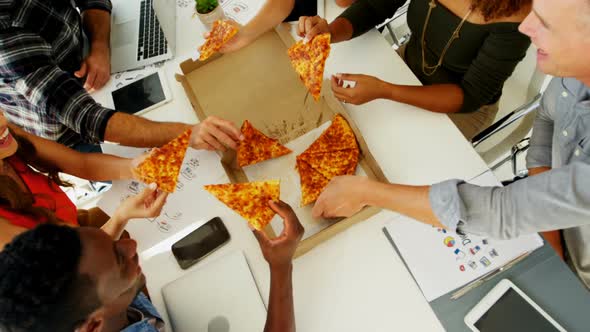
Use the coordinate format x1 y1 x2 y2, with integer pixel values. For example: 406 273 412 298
171 217 230 269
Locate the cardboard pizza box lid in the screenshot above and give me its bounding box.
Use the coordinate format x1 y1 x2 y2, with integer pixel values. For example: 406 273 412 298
176 24 387 257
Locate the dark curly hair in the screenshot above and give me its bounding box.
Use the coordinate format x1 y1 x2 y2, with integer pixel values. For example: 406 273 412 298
471 0 532 21
0 224 101 332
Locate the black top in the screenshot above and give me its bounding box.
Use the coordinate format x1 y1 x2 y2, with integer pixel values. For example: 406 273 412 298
339 0 531 113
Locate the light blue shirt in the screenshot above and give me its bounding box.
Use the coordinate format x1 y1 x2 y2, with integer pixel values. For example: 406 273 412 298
429 77 590 289
121 292 165 332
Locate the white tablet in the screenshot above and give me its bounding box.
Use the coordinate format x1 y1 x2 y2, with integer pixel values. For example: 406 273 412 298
110 70 172 116
464 279 566 332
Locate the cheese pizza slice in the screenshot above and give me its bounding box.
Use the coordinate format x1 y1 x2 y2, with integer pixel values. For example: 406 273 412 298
203 180 280 230
237 120 292 167
198 20 239 61
296 158 330 206
287 33 331 101
134 129 192 193
305 114 358 154
299 148 359 179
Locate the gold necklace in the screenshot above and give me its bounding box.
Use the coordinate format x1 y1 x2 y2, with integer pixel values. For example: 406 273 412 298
421 0 473 76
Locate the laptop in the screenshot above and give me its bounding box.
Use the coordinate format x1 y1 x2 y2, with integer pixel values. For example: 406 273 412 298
161 251 266 332
110 0 177 73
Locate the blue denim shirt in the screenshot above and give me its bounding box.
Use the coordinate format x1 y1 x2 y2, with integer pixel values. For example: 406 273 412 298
121 293 165 332
429 77 590 289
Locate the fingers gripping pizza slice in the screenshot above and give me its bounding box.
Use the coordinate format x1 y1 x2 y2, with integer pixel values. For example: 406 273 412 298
198 20 239 61
296 114 360 206
134 129 192 193
237 120 292 167
287 33 331 101
204 180 280 230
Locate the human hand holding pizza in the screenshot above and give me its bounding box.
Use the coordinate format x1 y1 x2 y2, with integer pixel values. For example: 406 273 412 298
331 73 390 105
114 183 169 222
252 200 304 269
312 175 371 219
297 16 331 41
190 116 244 151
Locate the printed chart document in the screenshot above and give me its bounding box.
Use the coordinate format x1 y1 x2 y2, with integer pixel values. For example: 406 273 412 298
384 171 543 301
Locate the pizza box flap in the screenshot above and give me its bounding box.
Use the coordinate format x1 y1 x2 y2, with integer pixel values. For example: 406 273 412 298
176 24 387 257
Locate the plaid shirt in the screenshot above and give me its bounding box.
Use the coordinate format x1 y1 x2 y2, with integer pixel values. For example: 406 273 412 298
0 0 115 147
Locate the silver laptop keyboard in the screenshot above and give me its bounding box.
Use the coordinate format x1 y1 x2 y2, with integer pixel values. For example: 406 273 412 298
138 0 168 61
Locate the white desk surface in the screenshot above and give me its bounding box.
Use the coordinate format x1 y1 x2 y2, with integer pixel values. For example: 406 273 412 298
131 2 491 331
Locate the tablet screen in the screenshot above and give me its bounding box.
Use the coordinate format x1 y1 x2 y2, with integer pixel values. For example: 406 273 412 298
112 73 165 114
474 289 560 332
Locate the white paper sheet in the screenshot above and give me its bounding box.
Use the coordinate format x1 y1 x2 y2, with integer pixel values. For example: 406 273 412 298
242 121 366 240
219 0 263 25
98 144 228 254
384 172 544 301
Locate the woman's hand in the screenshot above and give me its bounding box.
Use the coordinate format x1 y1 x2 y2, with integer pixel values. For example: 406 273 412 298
113 183 168 222
331 74 391 105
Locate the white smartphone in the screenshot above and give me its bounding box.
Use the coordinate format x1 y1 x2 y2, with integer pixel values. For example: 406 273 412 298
110 69 172 116
464 279 566 332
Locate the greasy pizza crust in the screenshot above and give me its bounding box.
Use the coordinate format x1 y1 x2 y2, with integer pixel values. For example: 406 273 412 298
198 20 239 61
135 129 192 193
237 120 292 167
204 180 280 230
287 33 331 101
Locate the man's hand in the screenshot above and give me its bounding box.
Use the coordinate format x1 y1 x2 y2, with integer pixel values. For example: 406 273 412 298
190 116 243 151
312 175 371 219
74 44 111 92
331 74 390 105
297 16 331 41
114 183 168 221
253 201 304 269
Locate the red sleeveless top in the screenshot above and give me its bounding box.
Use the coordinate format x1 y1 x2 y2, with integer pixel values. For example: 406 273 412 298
0 156 78 229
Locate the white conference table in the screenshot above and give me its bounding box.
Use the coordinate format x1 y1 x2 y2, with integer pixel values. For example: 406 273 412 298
133 2 491 331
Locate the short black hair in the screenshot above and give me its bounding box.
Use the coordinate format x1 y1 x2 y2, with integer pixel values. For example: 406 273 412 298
0 224 101 332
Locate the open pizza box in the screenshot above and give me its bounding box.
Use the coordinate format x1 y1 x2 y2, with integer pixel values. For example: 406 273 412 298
175 24 387 257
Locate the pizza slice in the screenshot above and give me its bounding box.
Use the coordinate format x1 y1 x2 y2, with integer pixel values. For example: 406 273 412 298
305 114 358 154
296 158 330 206
198 20 239 61
134 129 192 193
203 180 280 230
287 33 331 101
299 148 359 179
237 120 292 167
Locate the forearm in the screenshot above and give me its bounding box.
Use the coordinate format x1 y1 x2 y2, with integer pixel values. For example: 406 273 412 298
264 264 295 332
432 163 590 239
327 18 354 43
244 0 294 40
101 215 128 240
365 180 443 228
385 83 465 114
82 9 111 50
104 112 191 147
77 154 133 181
